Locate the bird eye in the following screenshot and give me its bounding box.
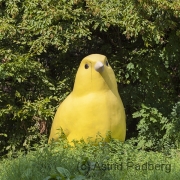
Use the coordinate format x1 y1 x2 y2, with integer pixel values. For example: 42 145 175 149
85 64 89 69
106 61 109 66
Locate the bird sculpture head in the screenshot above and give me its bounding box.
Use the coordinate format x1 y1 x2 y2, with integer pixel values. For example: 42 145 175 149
73 54 119 97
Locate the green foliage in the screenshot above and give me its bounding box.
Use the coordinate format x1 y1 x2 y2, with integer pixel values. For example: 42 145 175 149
132 102 180 151
0 0 180 156
166 101 180 148
1 138 180 180
133 104 170 150
44 167 86 180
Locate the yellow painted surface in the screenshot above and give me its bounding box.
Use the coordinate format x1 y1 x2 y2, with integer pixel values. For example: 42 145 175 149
48 54 126 143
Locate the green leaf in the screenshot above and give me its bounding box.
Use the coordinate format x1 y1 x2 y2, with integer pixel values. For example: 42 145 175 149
56 167 71 178
127 62 134 70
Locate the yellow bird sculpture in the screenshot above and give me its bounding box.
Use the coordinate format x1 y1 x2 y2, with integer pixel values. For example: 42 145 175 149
48 54 126 143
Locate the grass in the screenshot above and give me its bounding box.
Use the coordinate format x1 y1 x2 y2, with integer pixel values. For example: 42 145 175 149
0 138 180 180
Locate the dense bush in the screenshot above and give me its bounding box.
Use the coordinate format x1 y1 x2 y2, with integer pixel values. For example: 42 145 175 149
0 0 180 156
1 138 180 180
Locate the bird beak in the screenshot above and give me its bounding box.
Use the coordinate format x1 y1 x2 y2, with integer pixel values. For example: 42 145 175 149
94 61 104 72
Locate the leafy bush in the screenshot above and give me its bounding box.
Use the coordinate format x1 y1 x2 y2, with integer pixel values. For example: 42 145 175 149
1 138 180 180
133 104 171 151
166 102 180 148
133 102 180 151
0 0 180 156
